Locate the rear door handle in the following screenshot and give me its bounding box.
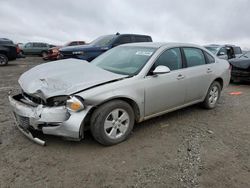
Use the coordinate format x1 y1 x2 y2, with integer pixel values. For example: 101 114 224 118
177 74 185 80
207 68 213 73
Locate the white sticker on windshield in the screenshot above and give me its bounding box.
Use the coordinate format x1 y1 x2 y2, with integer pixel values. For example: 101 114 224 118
136 51 153 56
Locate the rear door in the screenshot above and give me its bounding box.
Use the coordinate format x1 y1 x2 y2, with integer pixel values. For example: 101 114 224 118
181 47 214 103
144 48 187 116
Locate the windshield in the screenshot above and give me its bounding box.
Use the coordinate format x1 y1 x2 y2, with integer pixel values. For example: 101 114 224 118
92 46 156 76
205 46 219 54
91 35 116 47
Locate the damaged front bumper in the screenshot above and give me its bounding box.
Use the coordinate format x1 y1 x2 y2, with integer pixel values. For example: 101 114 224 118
9 94 92 145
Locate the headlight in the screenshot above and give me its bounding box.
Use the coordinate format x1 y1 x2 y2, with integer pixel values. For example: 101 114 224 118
72 51 84 55
66 96 85 112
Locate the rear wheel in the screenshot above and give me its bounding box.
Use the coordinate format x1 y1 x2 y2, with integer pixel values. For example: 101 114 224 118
90 100 135 146
0 54 8 66
202 81 221 109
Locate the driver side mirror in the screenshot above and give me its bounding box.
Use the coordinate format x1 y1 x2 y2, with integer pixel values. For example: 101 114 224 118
153 65 171 75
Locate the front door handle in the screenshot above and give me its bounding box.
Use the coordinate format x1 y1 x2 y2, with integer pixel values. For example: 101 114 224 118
177 74 185 80
207 68 213 73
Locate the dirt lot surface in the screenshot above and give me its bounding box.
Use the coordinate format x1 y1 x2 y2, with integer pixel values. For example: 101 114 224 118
0 57 249 188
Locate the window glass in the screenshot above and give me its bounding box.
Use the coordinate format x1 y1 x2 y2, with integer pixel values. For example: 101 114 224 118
116 36 132 45
134 36 148 42
91 35 116 47
78 41 85 45
183 48 206 67
233 47 242 54
70 42 78 46
218 47 227 55
33 43 39 47
92 46 156 76
154 48 182 71
25 43 32 48
204 51 215 64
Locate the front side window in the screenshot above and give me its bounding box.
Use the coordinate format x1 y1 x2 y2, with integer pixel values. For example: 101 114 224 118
218 47 227 55
92 46 156 76
91 35 116 47
183 48 206 67
69 42 78 46
154 48 182 71
25 43 32 48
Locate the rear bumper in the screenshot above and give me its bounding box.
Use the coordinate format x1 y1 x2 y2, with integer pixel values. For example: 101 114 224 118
9 94 92 145
231 70 250 82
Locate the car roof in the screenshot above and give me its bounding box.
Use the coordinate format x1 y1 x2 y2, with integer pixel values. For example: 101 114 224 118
122 42 203 49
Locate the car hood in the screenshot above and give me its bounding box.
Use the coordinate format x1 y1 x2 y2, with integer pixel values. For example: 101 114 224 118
19 59 127 99
60 44 107 52
229 58 250 70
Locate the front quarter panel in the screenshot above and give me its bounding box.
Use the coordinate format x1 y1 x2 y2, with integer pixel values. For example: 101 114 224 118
76 77 145 121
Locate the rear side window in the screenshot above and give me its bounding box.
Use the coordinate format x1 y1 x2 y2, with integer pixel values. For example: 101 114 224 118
115 36 132 45
233 47 242 54
204 51 215 64
183 48 206 67
78 41 85 45
154 48 182 71
134 36 150 42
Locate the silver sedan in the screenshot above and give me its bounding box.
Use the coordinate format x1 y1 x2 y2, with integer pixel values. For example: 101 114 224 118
9 43 231 145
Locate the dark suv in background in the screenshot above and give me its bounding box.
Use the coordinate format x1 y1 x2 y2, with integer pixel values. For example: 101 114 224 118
205 44 242 60
59 33 152 61
0 38 17 66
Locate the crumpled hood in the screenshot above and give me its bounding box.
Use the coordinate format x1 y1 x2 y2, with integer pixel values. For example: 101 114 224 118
19 59 127 99
229 58 250 70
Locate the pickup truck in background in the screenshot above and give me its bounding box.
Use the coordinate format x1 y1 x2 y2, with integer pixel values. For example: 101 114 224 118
59 33 152 61
0 38 18 66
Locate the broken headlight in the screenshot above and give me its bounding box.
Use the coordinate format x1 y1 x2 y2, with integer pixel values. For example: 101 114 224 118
66 96 85 112
46 96 68 107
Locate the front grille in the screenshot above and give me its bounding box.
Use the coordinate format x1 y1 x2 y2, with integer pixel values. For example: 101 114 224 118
15 114 30 130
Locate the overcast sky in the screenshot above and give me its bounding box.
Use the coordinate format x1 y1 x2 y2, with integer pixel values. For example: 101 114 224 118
0 0 250 49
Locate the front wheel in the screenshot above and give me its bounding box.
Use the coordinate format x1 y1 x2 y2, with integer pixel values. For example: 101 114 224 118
0 54 8 66
90 100 135 146
41 51 48 59
202 81 221 109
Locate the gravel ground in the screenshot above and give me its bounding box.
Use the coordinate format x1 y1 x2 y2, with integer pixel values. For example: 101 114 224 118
0 57 249 188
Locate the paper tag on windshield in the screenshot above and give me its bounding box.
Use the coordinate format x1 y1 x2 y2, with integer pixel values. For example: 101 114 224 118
136 51 153 56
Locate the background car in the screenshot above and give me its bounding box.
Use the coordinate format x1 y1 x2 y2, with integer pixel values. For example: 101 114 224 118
0 38 18 66
59 33 152 61
205 44 242 60
229 52 250 83
44 41 86 60
20 42 52 58
9 43 230 146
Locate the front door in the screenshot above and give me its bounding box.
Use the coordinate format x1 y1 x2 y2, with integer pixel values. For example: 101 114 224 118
144 48 187 116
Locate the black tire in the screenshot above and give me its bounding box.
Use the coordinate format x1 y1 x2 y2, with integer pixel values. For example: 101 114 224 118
90 100 135 146
41 51 48 58
0 54 8 66
202 81 221 109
